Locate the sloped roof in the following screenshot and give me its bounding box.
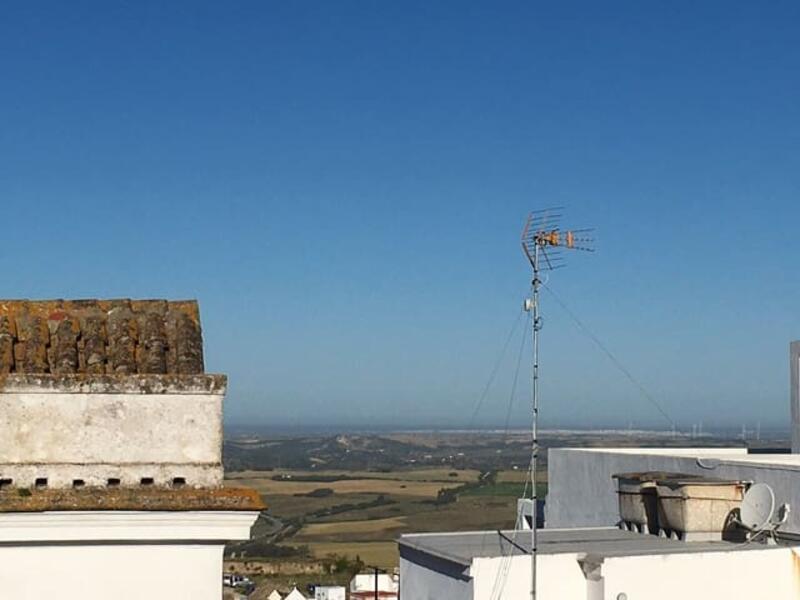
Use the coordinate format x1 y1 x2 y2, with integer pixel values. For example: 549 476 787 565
284 588 307 600
0 299 203 375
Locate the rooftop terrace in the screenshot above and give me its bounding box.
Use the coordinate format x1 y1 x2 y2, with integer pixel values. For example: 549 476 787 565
399 527 781 567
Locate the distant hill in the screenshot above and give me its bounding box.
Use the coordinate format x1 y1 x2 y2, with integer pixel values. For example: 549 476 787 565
222 429 778 473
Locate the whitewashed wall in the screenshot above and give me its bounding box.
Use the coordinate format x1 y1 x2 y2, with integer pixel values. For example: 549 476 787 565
471 554 587 600
0 510 258 600
602 548 800 600
0 381 224 488
401 546 800 600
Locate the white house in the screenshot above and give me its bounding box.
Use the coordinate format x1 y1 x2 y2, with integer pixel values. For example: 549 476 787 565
397 342 800 599
400 526 800 599
0 299 262 600
350 572 399 599
400 447 800 599
285 587 308 600
314 585 346 600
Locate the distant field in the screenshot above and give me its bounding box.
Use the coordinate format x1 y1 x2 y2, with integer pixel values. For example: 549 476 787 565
463 481 528 496
263 492 381 520
226 469 485 529
305 542 398 570
233 476 460 497
295 517 407 541
496 469 529 483
404 496 517 532
227 467 522 570
295 495 518 543
310 494 433 523
227 467 481 482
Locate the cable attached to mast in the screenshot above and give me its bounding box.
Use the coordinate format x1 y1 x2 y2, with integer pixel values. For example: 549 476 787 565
541 282 676 429
467 307 526 430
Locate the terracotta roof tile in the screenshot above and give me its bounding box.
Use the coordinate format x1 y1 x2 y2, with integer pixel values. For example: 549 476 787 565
0 299 204 375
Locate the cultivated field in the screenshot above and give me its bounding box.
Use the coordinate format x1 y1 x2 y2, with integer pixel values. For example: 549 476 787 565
227 467 481 482
306 541 398 569
232 476 463 497
225 466 523 573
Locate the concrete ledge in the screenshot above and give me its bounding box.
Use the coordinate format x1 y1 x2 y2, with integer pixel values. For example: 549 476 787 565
0 509 260 543
0 487 265 513
0 510 258 599
0 374 227 394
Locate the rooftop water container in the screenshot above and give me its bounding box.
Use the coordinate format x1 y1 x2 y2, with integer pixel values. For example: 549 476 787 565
655 477 746 541
613 472 696 535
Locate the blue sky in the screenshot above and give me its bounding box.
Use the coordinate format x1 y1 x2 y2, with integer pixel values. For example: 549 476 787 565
1 2 799 430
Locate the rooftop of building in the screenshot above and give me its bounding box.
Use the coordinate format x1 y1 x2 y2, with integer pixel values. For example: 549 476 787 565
558 447 800 471
398 527 789 567
0 299 204 376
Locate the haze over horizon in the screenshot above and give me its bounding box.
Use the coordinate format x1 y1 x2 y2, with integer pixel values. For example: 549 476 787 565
2 2 799 430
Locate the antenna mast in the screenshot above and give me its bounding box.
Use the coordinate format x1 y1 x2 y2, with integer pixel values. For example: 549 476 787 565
520 208 594 600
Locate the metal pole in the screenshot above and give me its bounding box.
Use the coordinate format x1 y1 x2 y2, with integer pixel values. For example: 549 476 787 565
531 242 541 600
374 566 379 600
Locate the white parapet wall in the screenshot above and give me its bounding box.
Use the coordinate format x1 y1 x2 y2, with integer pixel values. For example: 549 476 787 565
0 510 259 600
467 546 800 600
0 374 225 488
546 447 800 534
601 547 800 600
399 528 800 600
469 553 588 600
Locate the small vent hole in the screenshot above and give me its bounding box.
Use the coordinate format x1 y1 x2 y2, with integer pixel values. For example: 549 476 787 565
35 478 48 488
107 478 121 488
172 477 186 488
140 477 155 487
0 478 12 489
72 479 85 489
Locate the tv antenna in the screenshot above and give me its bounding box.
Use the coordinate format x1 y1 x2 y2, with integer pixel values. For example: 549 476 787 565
520 208 594 600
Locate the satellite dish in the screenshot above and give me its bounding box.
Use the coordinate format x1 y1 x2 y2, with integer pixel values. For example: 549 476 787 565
740 483 776 531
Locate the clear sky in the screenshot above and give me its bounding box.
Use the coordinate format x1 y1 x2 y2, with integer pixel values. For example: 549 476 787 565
2 2 799 430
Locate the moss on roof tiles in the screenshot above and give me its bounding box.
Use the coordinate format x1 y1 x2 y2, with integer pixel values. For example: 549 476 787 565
0 299 204 375
0 486 264 512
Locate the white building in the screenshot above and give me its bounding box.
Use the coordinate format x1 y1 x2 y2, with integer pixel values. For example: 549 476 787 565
0 299 261 600
400 526 800 599
314 585 346 600
350 572 399 599
401 448 800 599
397 342 800 599
285 588 309 600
